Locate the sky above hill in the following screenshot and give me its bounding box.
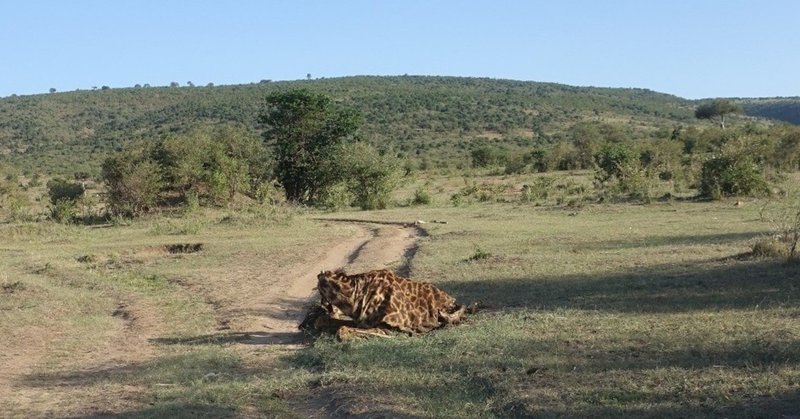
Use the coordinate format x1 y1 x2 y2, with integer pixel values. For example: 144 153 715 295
1 0 797 99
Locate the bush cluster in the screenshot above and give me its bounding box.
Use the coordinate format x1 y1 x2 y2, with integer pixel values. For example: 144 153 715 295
102 125 269 217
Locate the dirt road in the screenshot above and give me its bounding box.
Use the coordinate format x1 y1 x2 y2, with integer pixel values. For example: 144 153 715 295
0 219 423 416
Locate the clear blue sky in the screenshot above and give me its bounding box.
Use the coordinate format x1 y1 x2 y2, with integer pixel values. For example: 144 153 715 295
1 0 797 99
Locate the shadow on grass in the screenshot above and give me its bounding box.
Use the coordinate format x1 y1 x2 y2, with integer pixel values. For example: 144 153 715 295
583 231 769 251
21 350 242 389
279 254 800 417
443 257 800 313
150 331 306 346
286 327 800 418
19 349 292 417
66 403 235 419
522 388 800 418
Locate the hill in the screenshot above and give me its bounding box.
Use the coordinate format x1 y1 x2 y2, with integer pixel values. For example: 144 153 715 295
740 97 800 125
0 75 759 176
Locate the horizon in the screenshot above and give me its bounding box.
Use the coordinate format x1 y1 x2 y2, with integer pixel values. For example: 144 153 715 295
2 1 798 99
3 74 799 102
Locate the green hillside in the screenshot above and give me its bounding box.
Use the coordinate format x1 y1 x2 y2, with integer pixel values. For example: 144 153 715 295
0 76 698 175
740 97 800 125
0 75 733 175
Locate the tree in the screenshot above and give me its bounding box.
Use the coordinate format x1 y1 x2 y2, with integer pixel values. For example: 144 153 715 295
259 89 361 203
49 88 56 94
102 141 164 217
695 99 742 129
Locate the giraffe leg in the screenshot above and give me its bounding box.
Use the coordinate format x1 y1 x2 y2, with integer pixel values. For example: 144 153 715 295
336 325 393 341
438 304 467 325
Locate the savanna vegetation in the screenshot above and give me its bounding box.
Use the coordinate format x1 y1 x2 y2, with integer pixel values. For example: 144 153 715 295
2 78 800 417
1 75 797 177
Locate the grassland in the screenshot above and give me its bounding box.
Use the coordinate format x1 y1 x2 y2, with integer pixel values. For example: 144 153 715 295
2 173 799 417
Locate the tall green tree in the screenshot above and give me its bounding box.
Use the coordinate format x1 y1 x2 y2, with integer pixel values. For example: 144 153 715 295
259 89 361 203
695 99 742 129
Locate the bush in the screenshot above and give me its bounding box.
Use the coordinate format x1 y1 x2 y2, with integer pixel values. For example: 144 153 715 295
102 141 164 217
102 125 272 217
503 155 528 174
317 181 353 211
46 178 85 223
471 146 508 168
594 142 637 183
0 179 31 221
158 125 268 206
751 238 788 259
50 199 77 224
520 177 556 203
335 142 402 210
699 154 768 199
616 162 656 203
465 246 493 262
412 187 432 205
46 178 84 206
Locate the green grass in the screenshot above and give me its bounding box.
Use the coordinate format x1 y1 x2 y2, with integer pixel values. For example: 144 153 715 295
299 198 800 417
3 174 800 417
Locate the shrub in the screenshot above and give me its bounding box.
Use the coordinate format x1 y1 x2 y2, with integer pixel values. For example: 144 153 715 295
46 178 85 223
157 125 268 206
50 199 77 224
332 142 402 210
751 238 788 259
465 246 493 262
616 162 656 203
412 187 432 205
317 181 353 211
594 142 637 183
102 125 272 217
102 141 164 217
471 145 508 168
520 176 556 203
503 155 528 174
699 154 768 199
0 179 31 222
46 178 84 206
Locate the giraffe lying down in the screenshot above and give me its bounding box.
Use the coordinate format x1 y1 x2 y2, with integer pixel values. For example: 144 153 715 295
299 269 475 340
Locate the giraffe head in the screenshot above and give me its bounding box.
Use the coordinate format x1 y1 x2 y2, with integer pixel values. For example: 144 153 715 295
317 270 357 317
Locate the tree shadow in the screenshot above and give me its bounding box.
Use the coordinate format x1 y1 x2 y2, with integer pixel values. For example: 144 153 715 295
443 257 800 313
65 402 235 419
583 231 768 252
150 331 307 346
522 387 800 418
281 252 800 417
286 328 800 418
